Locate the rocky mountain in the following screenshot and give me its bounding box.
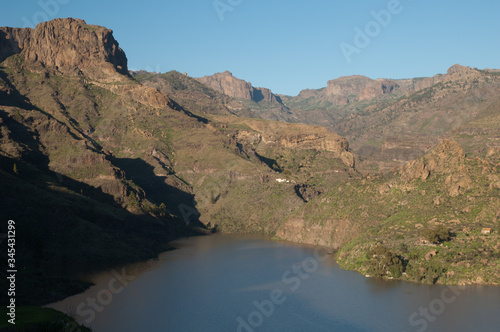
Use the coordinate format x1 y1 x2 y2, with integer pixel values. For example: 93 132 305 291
0 18 355 311
1 18 128 82
329 65 500 171
325 75 400 103
196 70 285 105
131 70 260 118
195 64 500 173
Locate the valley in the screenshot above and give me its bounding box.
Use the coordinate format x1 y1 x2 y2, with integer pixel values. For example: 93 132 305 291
0 17 499 331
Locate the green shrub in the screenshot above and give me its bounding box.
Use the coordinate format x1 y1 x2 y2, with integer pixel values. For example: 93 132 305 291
366 245 404 278
422 225 451 244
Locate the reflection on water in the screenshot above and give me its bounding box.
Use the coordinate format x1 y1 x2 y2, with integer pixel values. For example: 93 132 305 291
49 234 500 332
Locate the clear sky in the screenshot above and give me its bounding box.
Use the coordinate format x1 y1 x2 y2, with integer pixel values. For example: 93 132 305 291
1 0 499 96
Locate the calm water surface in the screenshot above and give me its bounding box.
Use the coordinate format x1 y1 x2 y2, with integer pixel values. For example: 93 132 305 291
50 234 500 332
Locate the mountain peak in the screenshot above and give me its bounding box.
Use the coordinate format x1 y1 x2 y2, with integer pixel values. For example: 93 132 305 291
196 71 284 105
447 64 472 75
0 18 128 82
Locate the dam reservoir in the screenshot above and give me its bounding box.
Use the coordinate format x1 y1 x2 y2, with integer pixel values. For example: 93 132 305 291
50 234 500 332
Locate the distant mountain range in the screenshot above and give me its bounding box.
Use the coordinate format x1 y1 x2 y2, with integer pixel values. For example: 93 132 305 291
168 64 500 172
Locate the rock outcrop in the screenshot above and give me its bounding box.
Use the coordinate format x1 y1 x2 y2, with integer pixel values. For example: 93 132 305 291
0 18 128 82
409 64 480 91
324 75 399 102
294 184 321 202
399 140 473 196
447 64 472 75
359 79 399 100
0 27 31 62
196 71 284 105
197 71 253 100
400 140 465 180
226 117 355 168
326 75 373 96
253 86 282 103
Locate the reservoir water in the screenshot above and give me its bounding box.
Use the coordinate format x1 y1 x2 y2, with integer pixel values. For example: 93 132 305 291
49 234 500 331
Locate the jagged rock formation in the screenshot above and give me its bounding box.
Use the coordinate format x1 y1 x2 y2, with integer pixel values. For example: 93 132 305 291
0 18 128 82
3 19 184 109
224 117 355 168
131 70 259 118
359 79 399 100
322 75 400 103
0 27 31 62
196 71 284 105
399 140 472 197
197 71 253 100
326 75 371 97
294 184 321 202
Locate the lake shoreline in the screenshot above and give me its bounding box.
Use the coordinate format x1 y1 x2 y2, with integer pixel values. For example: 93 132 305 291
47 233 500 332
48 231 500 318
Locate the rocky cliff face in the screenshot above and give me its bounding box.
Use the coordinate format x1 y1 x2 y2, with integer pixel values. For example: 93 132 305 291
196 71 284 105
253 86 282 103
1 18 178 108
407 64 481 91
325 75 400 102
0 18 128 82
359 79 399 100
326 75 373 97
225 117 355 168
197 71 253 100
0 27 31 62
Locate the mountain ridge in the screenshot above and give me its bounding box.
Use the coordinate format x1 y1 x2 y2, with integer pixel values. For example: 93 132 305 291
183 64 499 172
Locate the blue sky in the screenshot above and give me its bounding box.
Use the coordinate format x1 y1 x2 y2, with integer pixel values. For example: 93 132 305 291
1 0 499 96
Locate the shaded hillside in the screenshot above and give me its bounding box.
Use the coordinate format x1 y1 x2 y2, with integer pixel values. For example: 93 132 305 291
0 19 205 307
